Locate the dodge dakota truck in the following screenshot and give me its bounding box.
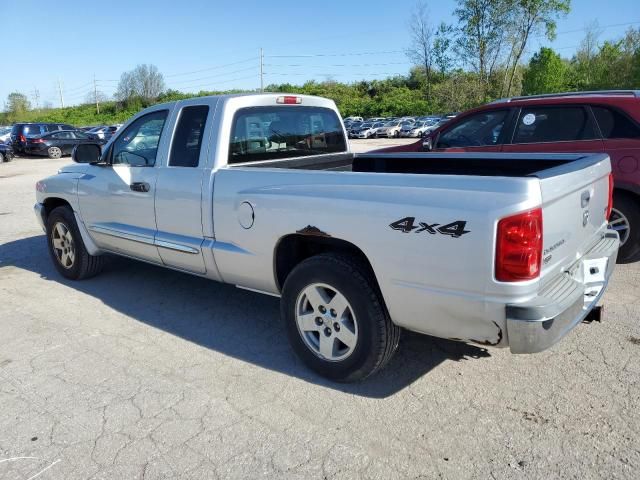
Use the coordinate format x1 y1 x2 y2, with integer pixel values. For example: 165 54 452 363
34 93 619 382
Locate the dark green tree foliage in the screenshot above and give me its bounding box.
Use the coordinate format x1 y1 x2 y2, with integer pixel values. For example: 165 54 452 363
522 47 567 94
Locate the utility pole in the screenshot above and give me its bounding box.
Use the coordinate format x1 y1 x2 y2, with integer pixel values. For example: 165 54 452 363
260 48 264 93
57 78 65 108
33 88 40 110
93 74 100 114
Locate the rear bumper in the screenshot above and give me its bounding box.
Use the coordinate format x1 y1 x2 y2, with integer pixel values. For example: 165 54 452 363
507 231 619 354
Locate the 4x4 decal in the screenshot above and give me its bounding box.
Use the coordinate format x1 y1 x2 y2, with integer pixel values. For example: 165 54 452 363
389 217 470 238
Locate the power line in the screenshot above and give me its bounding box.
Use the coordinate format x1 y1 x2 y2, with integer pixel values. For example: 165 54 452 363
167 66 258 86
167 74 258 92
164 57 258 78
266 50 404 58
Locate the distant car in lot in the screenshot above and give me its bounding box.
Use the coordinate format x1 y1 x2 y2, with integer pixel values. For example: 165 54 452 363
11 123 75 153
343 116 363 124
379 90 640 263
25 130 105 159
352 122 379 139
0 143 13 163
400 120 434 138
376 120 405 138
87 125 120 141
0 127 11 144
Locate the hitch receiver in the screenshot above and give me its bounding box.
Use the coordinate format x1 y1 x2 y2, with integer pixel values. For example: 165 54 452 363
583 305 603 323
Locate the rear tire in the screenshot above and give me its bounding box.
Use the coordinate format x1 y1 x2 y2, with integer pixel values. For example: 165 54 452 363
47 146 62 159
611 191 640 263
281 253 400 382
46 206 105 280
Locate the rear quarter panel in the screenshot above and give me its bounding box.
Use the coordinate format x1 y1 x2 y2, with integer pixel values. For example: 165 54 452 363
211 167 543 346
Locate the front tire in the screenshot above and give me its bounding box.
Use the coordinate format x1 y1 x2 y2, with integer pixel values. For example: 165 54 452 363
46 206 105 280
611 191 640 263
281 253 400 382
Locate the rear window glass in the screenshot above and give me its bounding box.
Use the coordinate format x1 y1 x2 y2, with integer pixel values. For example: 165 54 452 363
229 106 346 164
24 125 43 136
513 107 597 143
592 106 640 139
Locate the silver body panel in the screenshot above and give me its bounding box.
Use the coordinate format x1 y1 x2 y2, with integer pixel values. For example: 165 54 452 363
35 93 618 351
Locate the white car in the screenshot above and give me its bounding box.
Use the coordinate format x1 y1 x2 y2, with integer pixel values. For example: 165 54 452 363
355 122 385 139
0 127 12 144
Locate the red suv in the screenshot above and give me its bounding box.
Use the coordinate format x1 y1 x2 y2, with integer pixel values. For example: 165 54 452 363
381 90 640 263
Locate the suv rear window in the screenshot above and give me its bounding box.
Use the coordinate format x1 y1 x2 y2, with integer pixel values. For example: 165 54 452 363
513 106 597 143
229 106 346 164
592 106 640 139
23 125 43 136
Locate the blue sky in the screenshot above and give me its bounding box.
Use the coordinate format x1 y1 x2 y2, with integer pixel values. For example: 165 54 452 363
2 0 639 108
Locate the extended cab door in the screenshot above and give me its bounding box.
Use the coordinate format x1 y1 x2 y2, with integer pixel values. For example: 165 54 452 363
77 107 171 263
502 105 604 154
154 102 215 274
433 109 510 153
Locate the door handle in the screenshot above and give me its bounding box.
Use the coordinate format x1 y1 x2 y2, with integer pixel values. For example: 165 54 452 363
130 182 150 193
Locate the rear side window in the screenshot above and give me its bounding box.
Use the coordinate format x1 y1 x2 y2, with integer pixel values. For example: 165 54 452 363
592 106 640 139
169 105 209 167
229 106 346 164
513 107 597 143
45 124 60 132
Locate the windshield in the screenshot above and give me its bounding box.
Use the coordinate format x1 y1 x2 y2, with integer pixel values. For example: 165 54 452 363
230 106 346 164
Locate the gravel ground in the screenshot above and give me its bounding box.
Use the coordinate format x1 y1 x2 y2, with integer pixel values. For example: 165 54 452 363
0 141 639 479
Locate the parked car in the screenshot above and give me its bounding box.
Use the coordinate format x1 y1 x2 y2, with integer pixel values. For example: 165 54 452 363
352 122 379 139
11 123 75 153
34 93 617 381
0 127 12 144
400 120 432 138
376 120 404 138
0 143 13 163
343 116 363 123
378 90 640 263
25 130 105 159
86 125 120 141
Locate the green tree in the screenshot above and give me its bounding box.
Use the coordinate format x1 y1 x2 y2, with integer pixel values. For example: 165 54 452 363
502 0 570 96
454 0 511 101
522 47 567 94
116 64 165 103
406 1 435 100
5 92 31 119
433 23 455 79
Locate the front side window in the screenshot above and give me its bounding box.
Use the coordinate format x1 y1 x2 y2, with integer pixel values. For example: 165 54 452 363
513 106 597 144
169 105 209 167
73 131 88 139
111 110 168 166
229 106 346 164
438 110 507 148
592 106 640 139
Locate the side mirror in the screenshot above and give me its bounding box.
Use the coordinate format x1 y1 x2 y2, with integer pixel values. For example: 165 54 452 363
72 143 102 164
422 136 433 151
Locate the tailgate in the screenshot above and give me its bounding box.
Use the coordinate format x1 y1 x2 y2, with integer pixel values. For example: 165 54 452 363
538 156 612 279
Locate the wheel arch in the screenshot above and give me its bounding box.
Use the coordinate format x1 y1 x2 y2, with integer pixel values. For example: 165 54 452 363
274 233 382 296
42 197 72 222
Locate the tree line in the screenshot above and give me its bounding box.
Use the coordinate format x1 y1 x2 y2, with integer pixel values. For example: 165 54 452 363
2 0 639 125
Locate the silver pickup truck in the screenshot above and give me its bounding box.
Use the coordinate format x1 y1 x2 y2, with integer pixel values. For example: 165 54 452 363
34 93 619 381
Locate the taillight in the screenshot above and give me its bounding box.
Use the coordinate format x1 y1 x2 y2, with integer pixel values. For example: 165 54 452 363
606 173 614 220
31 138 44 144
19 134 26 142
495 208 543 282
276 96 302 104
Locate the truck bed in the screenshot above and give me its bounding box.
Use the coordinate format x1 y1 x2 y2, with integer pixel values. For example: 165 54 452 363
237 152 609 179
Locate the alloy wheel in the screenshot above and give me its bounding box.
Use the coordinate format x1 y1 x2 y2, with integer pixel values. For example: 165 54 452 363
609 207 631 246
51 222 75 269
295 283 358 362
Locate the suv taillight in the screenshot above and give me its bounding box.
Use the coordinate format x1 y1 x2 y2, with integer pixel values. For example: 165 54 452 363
495 208 543 282
606 173 614 220
19 134 26 143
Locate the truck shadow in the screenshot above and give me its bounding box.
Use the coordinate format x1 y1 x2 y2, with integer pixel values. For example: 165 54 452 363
0 235 491 398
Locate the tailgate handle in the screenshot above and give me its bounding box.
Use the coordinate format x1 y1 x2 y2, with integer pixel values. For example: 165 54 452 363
581 191 591 208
